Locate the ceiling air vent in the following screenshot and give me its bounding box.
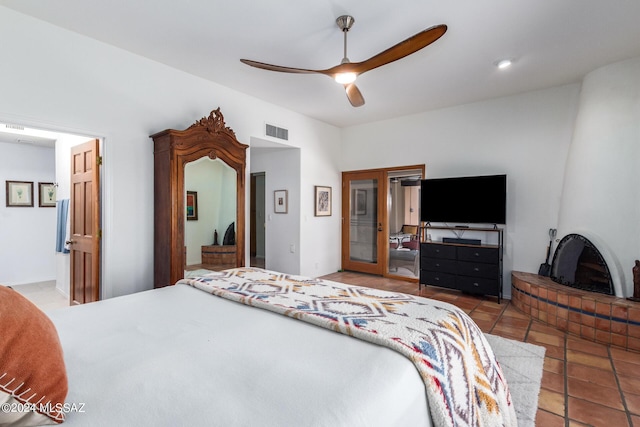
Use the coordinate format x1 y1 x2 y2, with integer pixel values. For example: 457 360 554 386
5 124 24 131
265 123 288 141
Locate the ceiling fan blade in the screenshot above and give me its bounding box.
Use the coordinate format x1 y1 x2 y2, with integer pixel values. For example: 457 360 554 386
241 20 446 107
240 59 321 75
344 83 365 107
349 24 447 75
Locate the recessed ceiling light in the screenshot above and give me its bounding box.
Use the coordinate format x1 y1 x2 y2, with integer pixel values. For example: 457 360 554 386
495 59 513 69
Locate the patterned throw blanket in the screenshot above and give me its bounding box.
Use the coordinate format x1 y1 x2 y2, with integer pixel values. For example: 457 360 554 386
177 268 517 427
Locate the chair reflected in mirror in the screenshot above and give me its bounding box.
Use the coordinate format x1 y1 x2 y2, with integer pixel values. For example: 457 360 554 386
389 224 420 276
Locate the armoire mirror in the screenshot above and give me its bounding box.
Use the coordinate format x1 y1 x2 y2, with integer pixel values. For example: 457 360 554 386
151 108 248 288
184 157 237 270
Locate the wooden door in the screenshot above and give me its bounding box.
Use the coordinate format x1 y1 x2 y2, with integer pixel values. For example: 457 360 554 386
341 170 387 275
69 139 101 305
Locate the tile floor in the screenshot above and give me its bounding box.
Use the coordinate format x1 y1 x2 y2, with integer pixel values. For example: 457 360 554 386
10 273 640 426
322 271 640 427
9 281 69 311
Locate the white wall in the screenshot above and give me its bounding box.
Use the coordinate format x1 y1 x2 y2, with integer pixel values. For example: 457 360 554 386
0 142 56 285
250 146 302 274
557 56 640 297
341 84 581 298
297 130 343 277
0 7 341 298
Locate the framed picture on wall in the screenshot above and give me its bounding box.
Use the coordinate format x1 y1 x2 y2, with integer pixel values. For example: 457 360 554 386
186 191 198 220
274 190 288 214
6 181 34 207
314 186 332 217
38 182 56 207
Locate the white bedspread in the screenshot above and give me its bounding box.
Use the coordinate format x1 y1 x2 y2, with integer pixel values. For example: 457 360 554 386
48 284 431 426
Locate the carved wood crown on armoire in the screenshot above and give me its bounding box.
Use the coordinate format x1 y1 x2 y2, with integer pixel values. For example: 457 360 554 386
150 108 248 288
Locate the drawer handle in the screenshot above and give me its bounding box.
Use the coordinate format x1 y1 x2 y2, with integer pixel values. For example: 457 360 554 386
473 282 479 287
435 263 440 267
474 267 479 272
435 277 440 281
474 252 480 257
435 249 440 253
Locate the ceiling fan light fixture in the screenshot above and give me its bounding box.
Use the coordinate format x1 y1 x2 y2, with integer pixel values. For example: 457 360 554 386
495 59 513 69
335 72 357 84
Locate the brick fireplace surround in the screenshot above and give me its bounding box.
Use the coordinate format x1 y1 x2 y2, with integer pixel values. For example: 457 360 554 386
511 271 640 352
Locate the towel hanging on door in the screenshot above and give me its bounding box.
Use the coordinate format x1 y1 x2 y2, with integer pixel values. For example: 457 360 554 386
56 199 70 254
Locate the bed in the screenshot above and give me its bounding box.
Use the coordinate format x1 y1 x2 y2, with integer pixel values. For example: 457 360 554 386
1 268 516 427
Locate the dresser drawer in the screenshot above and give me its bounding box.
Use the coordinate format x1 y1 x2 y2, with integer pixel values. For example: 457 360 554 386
456 275 499 295
421 257 457 274
420 243 456 259
456 260 499 279
420 270 456 289
457 246 499 264
420 226 503 301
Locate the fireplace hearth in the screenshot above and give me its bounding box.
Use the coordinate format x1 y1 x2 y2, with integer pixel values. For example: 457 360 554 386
511 271 640 352
550 234 613 295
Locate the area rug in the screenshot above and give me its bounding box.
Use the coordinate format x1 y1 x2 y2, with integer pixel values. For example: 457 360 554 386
485 334 546 427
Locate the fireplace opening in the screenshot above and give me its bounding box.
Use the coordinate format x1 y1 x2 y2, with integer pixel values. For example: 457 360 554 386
550 233 613 295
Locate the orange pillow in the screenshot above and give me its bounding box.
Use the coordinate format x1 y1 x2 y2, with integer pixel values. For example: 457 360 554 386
0 286 68 425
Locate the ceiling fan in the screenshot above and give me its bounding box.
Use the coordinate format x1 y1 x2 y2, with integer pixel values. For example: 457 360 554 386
240 16 447 107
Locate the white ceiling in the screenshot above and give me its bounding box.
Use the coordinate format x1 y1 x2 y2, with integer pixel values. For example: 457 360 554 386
2 0 640 128
0 126 57 148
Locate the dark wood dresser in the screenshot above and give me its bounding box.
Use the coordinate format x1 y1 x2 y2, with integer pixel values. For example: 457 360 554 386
419 225 503 302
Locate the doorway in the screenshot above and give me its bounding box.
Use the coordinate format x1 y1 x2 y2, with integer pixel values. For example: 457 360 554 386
250 172 266 268
0 122 102 305
387 170 423 279
341 165 424 280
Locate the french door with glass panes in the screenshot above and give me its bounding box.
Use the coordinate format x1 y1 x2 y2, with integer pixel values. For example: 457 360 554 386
341 170 386 275
341 165 424 279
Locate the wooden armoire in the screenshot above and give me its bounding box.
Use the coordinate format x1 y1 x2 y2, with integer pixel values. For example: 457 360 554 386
150 108 248 288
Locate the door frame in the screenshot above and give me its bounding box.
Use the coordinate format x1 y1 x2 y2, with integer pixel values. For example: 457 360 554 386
341 164 425 281
250 172 266 266
0 116 104 301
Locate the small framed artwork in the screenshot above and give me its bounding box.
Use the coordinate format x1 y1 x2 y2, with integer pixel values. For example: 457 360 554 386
6 181 34 207
186 191 198 221
354 189 367 215
38 182 57 207
314 186 332 217
274 190 288 214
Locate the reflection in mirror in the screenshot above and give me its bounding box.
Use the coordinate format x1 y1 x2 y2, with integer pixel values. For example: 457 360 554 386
184 157 237 271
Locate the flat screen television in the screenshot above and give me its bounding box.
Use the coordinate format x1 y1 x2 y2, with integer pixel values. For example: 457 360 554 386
420 174 506 224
